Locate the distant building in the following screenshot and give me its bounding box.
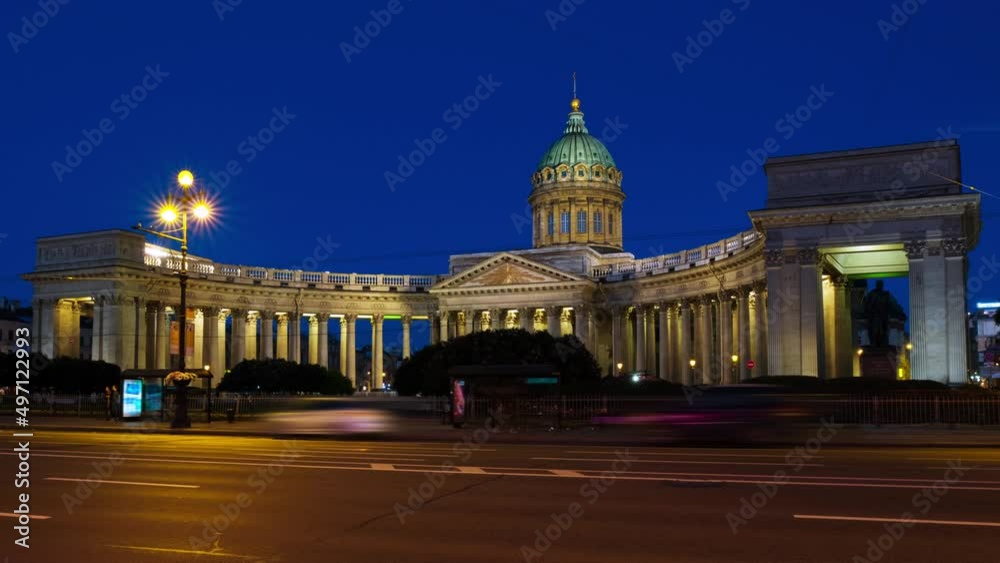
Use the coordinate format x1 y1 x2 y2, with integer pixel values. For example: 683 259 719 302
970 302 999 381
0 309 30 354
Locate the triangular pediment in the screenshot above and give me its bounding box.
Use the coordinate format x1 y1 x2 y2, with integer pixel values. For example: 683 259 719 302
432 253 587 291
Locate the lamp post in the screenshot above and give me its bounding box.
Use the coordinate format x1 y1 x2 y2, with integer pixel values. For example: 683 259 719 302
616 362 623 377
730 354 738 384
133 170 214 427
689 358 696 382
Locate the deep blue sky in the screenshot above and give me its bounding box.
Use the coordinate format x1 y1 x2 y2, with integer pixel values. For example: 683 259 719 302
4 0 999 314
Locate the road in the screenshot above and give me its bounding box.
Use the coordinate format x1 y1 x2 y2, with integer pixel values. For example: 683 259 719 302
3 430 999 562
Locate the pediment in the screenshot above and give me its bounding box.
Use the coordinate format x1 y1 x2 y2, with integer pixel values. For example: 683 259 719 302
433 253 587 291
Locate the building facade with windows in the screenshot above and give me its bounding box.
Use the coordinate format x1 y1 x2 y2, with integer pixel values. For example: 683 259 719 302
23 96 982 388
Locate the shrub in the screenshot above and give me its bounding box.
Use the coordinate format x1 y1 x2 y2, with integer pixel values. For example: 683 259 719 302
218 359 353 395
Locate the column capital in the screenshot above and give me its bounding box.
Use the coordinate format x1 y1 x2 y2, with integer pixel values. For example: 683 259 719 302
372 313 385 324
904 239 926 259
308 315 318 326
797 247 823 267
401 314 413 325
344 313 358 323
257 309 275 320
229 308 247 318
276 313 289 325
832 275 851 290
736 285 752 299
942 237 967 257
763 248 784 267
438 310 450 321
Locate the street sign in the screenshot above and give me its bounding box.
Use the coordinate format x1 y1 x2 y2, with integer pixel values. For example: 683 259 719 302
746 360 756 370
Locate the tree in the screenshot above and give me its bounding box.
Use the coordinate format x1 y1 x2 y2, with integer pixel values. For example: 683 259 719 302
394 329 600 396
218 359 353 395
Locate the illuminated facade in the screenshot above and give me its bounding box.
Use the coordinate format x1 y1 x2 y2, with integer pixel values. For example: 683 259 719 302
24 97 982 387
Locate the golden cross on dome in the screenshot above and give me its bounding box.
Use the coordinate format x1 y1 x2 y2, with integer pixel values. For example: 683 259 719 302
570 72 581 112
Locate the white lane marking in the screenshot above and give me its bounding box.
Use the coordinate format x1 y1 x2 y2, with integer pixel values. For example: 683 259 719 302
550 469 585 477
44 477 199 489
0 512 51 520
533 457 823 467
31 448 426 463
910 457 1000 462
107 544 259 559
566 450 814 459
794 514 1000 528
927 466 1000 471
370 463 395 471
457 466 487 474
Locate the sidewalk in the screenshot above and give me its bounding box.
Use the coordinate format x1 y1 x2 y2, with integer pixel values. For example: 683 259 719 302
4 416 999 447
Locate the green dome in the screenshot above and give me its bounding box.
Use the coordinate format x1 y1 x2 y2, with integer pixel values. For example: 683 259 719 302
536 110 617 172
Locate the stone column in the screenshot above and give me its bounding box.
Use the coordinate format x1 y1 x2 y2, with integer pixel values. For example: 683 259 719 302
831 277 853 378
679 301 693 385
260 311 275 360
757 287 769 377
318 314 329 369
698 297 713 385
372 314 384 388
798 248 825 377
38 298 55 359
191 308 203 369
519 308 533 331
943 238 968 385
276 314 289 360
463 310 474 336
547 307 562 336
658 305 669 380
906 241 928 381
574 306 590 350
764 249 787 376
202 307 222 382
289 313 301 364
155 304 169 369
345 314 357 387
611 306 624 377
487 309 500 331
31 298 42 353
561 308 573 336
402 315 412 359
339 316 348 373
737 288 751 381
634 305 646 373
245 312 258 361
137 301 151 368
308 316 319 365
719 295 733 384
230 309 246 368
439 311 450 342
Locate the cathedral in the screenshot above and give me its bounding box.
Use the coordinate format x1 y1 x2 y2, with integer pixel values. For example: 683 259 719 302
25 94 981 387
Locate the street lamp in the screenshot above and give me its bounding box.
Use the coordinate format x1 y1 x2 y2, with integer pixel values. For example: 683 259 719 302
133 170 216 427
616 362 623 377
731 354 738 383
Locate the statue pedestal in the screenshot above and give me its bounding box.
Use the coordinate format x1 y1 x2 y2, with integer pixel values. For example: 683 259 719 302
860 347 898 379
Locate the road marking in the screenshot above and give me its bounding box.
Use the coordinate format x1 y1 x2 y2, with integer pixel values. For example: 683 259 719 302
566 450 812 459
457 466 487 474
550 469 585 477
32 448 427 463
44 477 200 489
107 544 259 559
17 452 1000 490
0 512 51 520
533 457 823 467
927 466 1000 471
794 514 1000 528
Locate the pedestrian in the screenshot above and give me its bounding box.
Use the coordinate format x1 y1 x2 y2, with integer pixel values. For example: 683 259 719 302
111 385 121 421
104 386 112 420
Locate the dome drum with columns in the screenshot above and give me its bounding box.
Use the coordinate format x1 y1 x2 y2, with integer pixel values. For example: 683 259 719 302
23 88 981 389
529 96 625 250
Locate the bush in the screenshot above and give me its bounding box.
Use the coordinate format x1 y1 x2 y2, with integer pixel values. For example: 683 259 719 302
13 355 121 393
218 359 353 395
394 329 601 396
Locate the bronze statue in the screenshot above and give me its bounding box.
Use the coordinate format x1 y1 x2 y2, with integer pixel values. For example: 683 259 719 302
862 280 904 348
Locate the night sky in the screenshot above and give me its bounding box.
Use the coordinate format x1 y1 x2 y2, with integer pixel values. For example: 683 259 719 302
4 0 999 327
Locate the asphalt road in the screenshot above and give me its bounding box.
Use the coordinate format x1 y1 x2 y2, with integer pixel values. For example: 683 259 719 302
3 430 1000 563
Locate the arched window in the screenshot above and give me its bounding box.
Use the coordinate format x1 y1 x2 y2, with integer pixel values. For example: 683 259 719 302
577 210 587 233
593 211 603 233
609 212 615 235
560 211 570 234
547 213 554 236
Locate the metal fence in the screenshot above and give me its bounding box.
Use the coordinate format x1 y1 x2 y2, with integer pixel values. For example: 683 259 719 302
830 394 1000 425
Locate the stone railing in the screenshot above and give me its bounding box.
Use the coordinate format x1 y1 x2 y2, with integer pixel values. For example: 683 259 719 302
143 244 440 292
591 230 761 280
